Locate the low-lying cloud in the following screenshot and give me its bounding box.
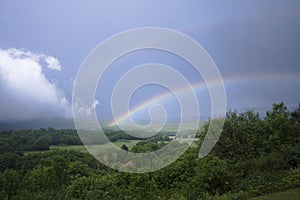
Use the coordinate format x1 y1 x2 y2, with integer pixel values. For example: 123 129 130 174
0 48 71 121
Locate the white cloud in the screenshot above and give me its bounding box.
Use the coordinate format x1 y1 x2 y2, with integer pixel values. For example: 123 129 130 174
45 56 61 70
93 100 99 108
0 48 70 121
1 48 62 71
72 99 99 120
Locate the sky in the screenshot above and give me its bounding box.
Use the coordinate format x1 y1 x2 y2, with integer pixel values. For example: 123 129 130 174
0 0 300 125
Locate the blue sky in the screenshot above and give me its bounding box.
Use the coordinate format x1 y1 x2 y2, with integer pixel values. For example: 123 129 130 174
0 0 300 124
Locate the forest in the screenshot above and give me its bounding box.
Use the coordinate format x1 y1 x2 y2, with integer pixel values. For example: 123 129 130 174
0 102 299 199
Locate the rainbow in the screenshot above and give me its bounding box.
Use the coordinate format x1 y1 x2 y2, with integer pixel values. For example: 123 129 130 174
108 72 300 127
108 81 207 127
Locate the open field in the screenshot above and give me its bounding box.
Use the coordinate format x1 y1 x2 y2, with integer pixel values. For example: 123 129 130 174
49 139 141 153
23 139 198 155
249 187 300 200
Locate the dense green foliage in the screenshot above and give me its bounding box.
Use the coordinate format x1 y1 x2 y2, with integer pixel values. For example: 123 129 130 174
0 128 82 152
249 187 300 200
0 128 171 153
0 102 299 199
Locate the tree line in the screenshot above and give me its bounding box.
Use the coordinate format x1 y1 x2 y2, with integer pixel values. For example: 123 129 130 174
0 102 299 199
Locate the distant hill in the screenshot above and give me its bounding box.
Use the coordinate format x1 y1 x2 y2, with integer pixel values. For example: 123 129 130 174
0 118 75 130
0 104 297 130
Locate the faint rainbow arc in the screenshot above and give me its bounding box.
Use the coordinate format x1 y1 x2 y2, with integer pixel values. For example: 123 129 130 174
108 81 203 127
108 72 300 127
